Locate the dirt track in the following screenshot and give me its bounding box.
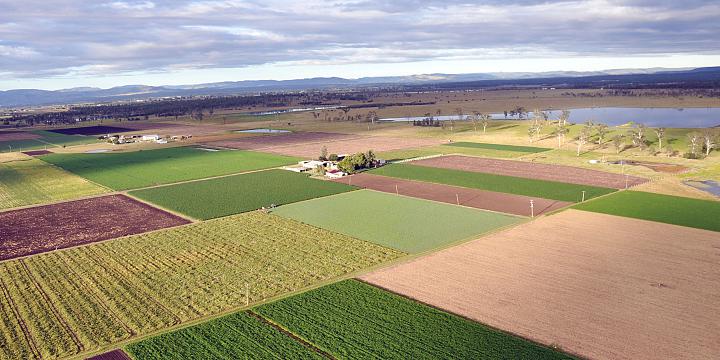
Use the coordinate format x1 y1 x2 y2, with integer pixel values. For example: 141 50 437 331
0 194 190 261
412 155 648 189
361 210 720 360
336 173 569 216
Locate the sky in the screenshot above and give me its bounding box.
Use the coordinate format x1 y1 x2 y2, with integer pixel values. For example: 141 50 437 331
1 0 719 90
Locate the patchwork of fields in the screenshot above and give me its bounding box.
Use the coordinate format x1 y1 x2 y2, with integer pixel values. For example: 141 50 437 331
254 280 574 360
0 212 402 359
1 118 717 360
361 210 720 360
371 163 616 202
41 147 298 190
0 130 97 152
337 173 570 216
0 158 107 210
574 190 720 231
128 280 573 360
272 190 521 253
130 169 355 220
126 312 322 360
0 194 190 261
412 155 648 189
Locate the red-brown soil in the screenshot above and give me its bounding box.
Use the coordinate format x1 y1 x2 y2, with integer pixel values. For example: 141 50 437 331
361 210 720 360
21 150 53 156
86 349 132 360
0 131 40 141
335 173 569 216
0 195 190 261
412 155 648 189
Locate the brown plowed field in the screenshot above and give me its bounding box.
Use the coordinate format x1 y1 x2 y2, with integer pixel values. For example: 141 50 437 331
361 210 720 360
207 132 442 158
0 194 190 261
21 150 53 156
207 132 361 150
0 131 40 141
86 349 132 360
412 155 648 189
264 136 443 158
335 173 569 216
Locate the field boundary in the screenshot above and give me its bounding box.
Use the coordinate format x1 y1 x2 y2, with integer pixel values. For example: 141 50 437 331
247 311 335 359
354 279 583 360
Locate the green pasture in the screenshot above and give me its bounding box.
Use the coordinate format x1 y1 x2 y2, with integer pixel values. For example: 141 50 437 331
272 190 520 253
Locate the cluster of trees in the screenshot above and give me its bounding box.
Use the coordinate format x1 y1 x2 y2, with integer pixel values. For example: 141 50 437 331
337 150 377 174
539 110 719 158
563 89 720 98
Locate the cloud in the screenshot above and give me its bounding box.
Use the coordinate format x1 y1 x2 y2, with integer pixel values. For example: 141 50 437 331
0 0 718 81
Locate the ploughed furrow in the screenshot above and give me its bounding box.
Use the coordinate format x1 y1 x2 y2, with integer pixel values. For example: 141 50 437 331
54 253 136 336
83 246 185 325
24 255 130 351
19 260 84 354
0 277 40 359
60 252 177 334
0 261 77 359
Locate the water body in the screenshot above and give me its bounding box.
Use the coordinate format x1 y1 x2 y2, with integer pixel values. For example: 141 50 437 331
247 106 345 116
380 107 720 128
235 128 292 134
684 180 720 198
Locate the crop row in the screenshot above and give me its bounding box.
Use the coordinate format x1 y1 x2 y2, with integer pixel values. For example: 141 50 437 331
0 212 402 359
0 158 106 210
41 146 299 190
254 280 575 359
129 169 356 220
370 163 616 202
126 312 322 360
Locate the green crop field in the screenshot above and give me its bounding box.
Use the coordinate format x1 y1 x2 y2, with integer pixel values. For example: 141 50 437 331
0 130 97 152
574 191 720 232
272 190 520 253
371 164 616 202
255 280 575 359
130 169 355 220
41 147 299 190
445 141 551 153
0 158 107 210
0 212 401 359
126 311 321 360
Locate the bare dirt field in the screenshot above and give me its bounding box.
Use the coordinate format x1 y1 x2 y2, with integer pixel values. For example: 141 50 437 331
264 136 443 158
206 131 442 158
361 209 720 360
21 149 53 156
86 349 132 360
0 131 40 141
0 194 190 261
413 155 648 189
335 173 569 216
207 131 361 150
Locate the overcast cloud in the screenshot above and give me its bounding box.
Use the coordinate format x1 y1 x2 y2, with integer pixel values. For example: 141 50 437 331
0 0 719 89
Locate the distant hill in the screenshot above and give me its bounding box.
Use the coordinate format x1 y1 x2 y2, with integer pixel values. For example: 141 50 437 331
1 67 717 107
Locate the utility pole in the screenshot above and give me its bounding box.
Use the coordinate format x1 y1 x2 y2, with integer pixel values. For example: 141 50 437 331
581 191 586 202
530 200 534 218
